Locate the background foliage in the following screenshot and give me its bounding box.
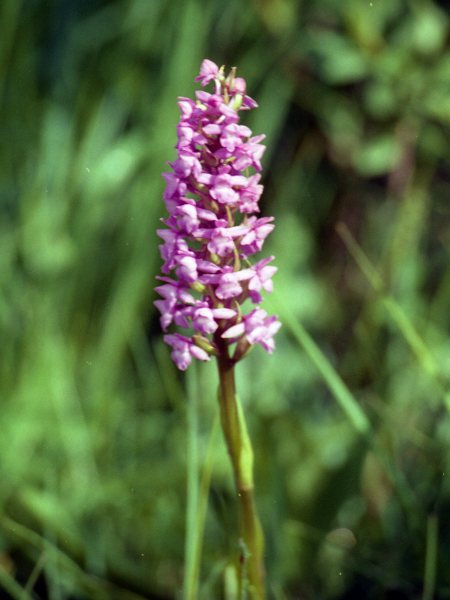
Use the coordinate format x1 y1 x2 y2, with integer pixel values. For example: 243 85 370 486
1 0 449 598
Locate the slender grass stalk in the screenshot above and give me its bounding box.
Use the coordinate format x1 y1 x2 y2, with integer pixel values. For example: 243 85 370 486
183 370 222 600
183 367 200 600
336 222 450 407
1 515 148 600
216 341 266 600
0 567 33 600
271 296 371 436
196 414 220 598
24 552 47 598
336 223 438 377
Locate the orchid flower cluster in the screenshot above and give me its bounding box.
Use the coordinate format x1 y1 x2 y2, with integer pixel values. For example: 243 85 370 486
155 59 281 371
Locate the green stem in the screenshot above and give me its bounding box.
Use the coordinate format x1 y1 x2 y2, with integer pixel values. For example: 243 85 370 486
216 347 266 600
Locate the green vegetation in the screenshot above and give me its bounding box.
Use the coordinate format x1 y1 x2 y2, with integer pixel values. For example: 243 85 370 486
1 0 449 598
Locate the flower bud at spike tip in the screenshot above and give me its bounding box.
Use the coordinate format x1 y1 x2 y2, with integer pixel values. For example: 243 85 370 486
155 59 281 371
193 335 218 356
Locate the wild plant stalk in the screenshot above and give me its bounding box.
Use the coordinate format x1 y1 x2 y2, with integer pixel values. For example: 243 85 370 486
216 341 265 599
155 59 280 599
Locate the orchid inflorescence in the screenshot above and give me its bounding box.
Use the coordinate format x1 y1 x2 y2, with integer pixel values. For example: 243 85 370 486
155 59 280 371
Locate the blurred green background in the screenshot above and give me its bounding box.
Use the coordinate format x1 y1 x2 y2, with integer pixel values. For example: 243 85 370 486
1 0 449 598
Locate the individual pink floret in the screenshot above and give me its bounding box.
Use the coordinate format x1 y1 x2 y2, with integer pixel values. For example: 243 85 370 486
164 334 210 371
195 59 220 86
222 308 281 354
